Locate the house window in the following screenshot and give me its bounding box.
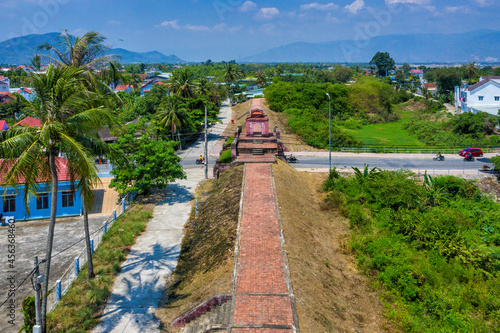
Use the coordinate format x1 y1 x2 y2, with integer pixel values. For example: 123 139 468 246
36 193 49 210
62 191 74 208
3 195 16 213
495 96 500 101
478 96 484 101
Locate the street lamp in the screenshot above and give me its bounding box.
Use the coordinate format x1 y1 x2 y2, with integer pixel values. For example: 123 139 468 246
326 93 331 171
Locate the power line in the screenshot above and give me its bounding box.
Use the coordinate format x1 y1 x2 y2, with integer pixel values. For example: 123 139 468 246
0 259 45 309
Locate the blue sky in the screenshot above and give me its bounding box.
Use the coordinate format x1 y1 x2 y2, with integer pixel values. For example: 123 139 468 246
0 0 498 61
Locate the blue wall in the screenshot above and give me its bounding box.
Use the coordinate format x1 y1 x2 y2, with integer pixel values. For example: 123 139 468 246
1 181 82 221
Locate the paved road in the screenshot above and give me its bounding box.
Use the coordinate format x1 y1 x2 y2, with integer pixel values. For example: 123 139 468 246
292 154 495 173
94 101 232 333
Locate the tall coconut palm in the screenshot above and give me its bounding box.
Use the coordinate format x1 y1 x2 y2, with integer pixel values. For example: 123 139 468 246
37 30 117 68
157 96 189 141
464 61 478 84
0 65 115 333
256 70 267 85
224 63 243 102
170 67 195 98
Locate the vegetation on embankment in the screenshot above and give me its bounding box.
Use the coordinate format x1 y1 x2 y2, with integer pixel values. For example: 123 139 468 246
156 165 243 329
323 166 500 332
265 77 500 149
273 161 392 333
46 204 154 332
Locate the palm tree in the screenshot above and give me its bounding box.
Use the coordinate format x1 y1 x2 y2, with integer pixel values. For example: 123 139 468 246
100 61 127 89
157 96 189 142
0 65 115 333
130 74 143 90
224 63 243 103
37 30 117 68
256 70 267 85
170 67 195 98
464 61 478 84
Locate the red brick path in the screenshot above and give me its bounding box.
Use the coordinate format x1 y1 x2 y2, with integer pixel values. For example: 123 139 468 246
231 163 297 332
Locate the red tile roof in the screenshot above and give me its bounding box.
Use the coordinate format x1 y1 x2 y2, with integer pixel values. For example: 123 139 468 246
0 157 75 184
410 69 423 74
17 88 32 94
14 116 42 128
114 85 132 91
423 83 437 89
0 92 14 104
0 120 9 130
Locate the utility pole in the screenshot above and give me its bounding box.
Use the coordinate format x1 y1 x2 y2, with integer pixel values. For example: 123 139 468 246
33 257 42 330
326 93 332 171
204 105 208 179
177 132 182 150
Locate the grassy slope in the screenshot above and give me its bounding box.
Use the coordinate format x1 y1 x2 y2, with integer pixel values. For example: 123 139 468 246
156 165 244 330
272 161 394 332
340 109 423 147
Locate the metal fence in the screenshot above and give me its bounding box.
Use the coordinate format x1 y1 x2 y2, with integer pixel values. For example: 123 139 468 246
47 191 137 312
340 147 500 154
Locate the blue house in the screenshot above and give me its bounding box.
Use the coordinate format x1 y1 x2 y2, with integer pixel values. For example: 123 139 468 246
1 157 83 221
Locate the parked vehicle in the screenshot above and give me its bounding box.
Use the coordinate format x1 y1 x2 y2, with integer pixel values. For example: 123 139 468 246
459 147 483 157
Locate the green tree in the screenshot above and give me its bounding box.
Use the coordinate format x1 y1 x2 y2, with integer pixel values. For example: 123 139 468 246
37 30 117 68
464 61 478 84
401 63 411 75
369 51 395 77
157 96 190 141
109 122 185 195
332 65 352 83
0 65 114 333
170 67 195 98
435 67 461 96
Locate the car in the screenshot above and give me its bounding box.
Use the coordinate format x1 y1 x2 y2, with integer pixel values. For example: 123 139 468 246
459 147 483 157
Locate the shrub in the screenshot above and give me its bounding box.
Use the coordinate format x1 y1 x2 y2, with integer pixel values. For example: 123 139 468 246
220 149 232 163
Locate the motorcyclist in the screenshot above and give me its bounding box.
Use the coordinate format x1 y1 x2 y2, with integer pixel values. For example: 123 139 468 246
466 151 472 160
198 155 204 163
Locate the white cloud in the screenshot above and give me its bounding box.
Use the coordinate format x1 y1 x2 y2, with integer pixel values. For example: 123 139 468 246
385 0 431 5
254 7 280 20
444 6 468 13
159 20 180 29
345 0 365 14
326 13 340 23
158 20 240 33
475 0 491 7
300 2 339 11
238 1 257 12
485 57 498 62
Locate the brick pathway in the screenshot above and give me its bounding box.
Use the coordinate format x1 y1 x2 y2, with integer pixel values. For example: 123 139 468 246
231 163 297 332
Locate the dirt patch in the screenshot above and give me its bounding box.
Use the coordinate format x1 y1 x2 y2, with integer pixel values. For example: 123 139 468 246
155 166 244 332
273 161 394 333
223 99 324 152
402 100 426 112
477 176 500 201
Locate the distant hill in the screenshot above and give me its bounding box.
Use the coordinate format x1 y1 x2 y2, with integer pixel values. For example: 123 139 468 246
0 32 185 65
240 30 500 63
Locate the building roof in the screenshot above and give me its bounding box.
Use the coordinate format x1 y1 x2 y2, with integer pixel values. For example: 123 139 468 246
423 83 437 89
0 120 10 131
14 116 42 128
0 92 14 104
17 88 32 94
140 79 158 90
467 77 500 92
97 126 117 142
410 69 423 74
0 157 75 184
137 74 148 80
114 85 132 91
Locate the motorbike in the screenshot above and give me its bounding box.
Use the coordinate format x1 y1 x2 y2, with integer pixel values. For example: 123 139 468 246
287 156 298 163
433 155 445 161
463 155 475 162
195 159 205 165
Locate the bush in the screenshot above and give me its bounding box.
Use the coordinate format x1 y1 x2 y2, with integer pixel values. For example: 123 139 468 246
226 136 235 146
220 149 232 163
344 118 363 129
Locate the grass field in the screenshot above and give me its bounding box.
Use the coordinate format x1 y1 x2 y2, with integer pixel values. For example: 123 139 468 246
340 110 423 147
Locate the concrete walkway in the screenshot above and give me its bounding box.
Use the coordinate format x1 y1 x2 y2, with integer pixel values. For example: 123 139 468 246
93 102 232 333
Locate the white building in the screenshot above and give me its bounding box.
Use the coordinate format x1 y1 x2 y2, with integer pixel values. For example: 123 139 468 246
455 76 500 116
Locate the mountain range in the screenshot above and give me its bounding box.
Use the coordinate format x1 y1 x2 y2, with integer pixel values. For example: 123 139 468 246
0 32 184 65
240 30 500 64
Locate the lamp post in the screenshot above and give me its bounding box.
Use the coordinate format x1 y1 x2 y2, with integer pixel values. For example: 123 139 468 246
326 93 331 171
